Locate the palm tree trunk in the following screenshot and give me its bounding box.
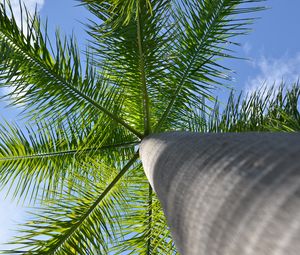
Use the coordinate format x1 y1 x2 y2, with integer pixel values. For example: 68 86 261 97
140 132 300 255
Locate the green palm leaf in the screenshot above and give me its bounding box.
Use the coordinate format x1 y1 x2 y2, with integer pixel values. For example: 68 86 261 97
187 83 300 133
85 0 174 135
110 166 177 254
0 118 137 203
155 0 265 131
2 154 139 254
0 2 142 138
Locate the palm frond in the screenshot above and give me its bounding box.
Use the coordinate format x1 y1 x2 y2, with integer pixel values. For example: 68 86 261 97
0 2 142 138
85 0 174 135
0 117 138 203
2 153 139 254
155 0 265 131
83 0 153 27
111 166 177 254
187 83 300 133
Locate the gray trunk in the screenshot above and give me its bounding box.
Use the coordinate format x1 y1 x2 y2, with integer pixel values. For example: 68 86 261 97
140 132 300 255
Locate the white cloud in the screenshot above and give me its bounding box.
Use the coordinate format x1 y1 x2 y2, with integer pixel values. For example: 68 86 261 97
0 0 45 99
245 53 300 95
3 0 45 22
13 0 44 11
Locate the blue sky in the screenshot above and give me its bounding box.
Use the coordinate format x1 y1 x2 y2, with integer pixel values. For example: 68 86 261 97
0 0 300 250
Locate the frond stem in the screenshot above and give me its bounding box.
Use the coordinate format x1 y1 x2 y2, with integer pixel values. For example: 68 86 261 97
0 141 139 162
137 8 151 135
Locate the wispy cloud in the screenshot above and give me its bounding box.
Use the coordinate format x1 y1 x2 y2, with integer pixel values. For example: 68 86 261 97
242 41 252 56
245 53 300 94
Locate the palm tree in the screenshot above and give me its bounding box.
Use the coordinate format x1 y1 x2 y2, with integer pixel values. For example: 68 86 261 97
140 85 300 255
0 0 299 254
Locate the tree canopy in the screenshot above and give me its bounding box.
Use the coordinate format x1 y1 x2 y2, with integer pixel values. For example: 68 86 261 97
0 0 299 254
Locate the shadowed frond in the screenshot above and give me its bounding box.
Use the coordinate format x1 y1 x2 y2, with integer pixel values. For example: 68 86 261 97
85 0 174 135
83 0 153 27
111 166 177 254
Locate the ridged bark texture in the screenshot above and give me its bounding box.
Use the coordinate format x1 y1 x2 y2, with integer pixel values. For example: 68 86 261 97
140 132 300 255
